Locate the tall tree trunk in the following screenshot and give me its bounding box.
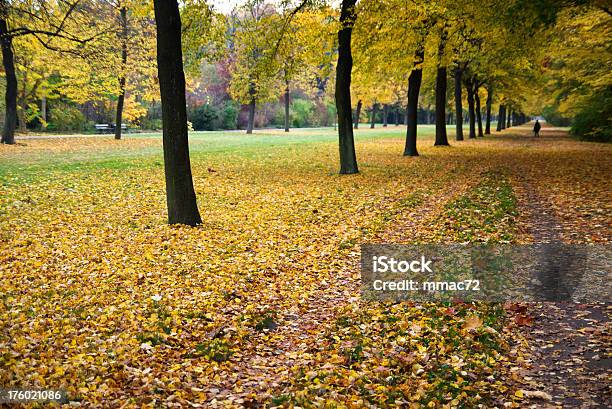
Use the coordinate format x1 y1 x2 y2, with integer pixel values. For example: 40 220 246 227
485 84 492 135
284 80 290 132
41 95 47 130
404 49 424 156
496 105 504 131
153 0 202 226
335 0 358 174
354 99 362 129
0 0 17 144
115 6 128 140
370 103 378 128
17 95 26 132
395 107 400 126
507 109 512 128
434 27 449 146
454 67 463 141
434 67 449 145
246 95 256 134
382 104 388 127
466 78 476 138
474 80 483 137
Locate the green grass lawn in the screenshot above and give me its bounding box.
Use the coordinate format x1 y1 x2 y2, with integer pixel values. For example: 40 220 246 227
1 125 445 182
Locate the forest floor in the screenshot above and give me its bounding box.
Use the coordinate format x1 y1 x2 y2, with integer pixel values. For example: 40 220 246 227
0 124 609 408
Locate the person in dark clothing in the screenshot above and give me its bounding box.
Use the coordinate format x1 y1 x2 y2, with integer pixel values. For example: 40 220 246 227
533 119 541 137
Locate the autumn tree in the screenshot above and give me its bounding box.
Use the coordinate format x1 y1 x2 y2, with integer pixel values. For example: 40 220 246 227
274 7 335 132
228 2 280 134
433 22 450 146
537 3 611 140
335 0 358 173
153 0 201 225
0 0 98 144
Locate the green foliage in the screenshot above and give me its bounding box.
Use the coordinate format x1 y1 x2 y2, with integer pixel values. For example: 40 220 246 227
189 101 239 131
570 88 612 142
219 101 239 129
290 98 316 128
541 105 572 127
190 104 219 131
46 103 87 132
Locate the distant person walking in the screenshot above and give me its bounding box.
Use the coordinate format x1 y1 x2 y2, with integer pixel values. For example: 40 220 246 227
533 119 541 137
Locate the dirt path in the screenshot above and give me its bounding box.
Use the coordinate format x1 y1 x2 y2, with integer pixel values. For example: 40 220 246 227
199 176 474 407
510 125 611 408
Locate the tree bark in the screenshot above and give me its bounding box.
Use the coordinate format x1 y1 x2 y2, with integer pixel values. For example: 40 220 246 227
474 80 483 137
0 0 17 144
17 94 26 132
434 66 449 146
115 5 128 140
485 84 492 135
454 67 463 141
497 105 504 131
284 80 290 132
41 95 47 129
370 103 378 128
335 0 358 174
466 78 476 138
153 0 202 226
382 104 388 127
434 27 449 146
404 49 424 156
507 109 512 128
354 99 362 129
246 92 255 134
395 106 400 126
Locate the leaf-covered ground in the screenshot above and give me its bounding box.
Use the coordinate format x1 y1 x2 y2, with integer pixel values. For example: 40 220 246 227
0 125 609 407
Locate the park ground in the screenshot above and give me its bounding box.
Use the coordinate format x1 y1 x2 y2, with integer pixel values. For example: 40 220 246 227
0 124 610 407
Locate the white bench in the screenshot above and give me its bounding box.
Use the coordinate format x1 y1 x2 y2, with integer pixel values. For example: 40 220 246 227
95 124 128 134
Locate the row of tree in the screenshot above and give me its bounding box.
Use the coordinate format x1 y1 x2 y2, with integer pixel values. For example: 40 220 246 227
1 0 609 224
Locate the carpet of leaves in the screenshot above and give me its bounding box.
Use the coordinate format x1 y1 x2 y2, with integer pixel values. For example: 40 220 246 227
0 126 609 407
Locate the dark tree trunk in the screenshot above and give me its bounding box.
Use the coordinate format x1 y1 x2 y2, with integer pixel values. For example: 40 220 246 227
404 50 424 156
41 95 47 129
335 0 358 174
370 103 378 128
454 67 463 141
434 66 449 146
485 84 492 135
17 93 26 132
466 78 476 138
246 93 255 134
284 81 290 132
497 105 504 131
354 99 362 129
0 0 17 144
507 109 512 128
115 6 128 140
383 104 388 127
153 0 202 226
474 80 483 137
395 107 400 126
434 27 449 146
